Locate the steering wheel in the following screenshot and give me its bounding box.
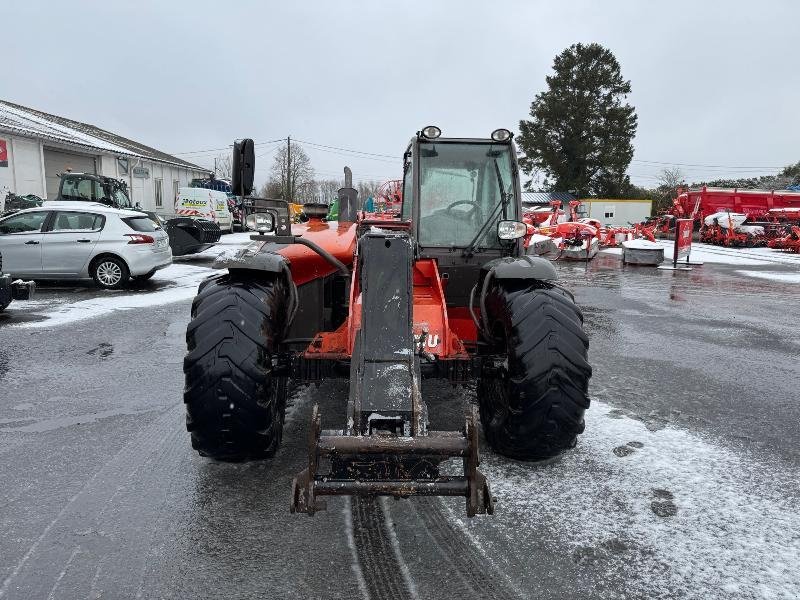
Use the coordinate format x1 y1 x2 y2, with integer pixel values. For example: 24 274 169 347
444 200 481 221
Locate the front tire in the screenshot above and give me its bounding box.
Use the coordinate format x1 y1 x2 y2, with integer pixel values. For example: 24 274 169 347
478 283 591 460
184 272 289 460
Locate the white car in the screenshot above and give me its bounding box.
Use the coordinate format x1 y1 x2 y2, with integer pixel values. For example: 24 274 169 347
175 187 234 233
0 201 172 289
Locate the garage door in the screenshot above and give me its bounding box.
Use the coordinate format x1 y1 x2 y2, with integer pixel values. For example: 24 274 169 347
43 149 97 200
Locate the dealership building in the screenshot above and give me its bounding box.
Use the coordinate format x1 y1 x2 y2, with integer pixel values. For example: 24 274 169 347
0 100 207 213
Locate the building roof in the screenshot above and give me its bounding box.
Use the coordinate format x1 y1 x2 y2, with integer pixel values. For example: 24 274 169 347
0 100 204 171
520 191 576 205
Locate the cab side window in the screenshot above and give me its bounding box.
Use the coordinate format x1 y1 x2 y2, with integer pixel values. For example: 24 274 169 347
0 211 49 234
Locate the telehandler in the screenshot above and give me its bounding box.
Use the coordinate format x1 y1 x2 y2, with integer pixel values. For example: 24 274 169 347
183 127 591 515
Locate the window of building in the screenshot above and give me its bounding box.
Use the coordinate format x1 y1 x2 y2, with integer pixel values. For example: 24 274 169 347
173 180 180 206
604 205 615 219
154 178 163 208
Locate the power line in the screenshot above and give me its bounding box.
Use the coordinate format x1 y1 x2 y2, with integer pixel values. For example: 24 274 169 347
631 158 784 171
293 139 398 163
171 138 285 156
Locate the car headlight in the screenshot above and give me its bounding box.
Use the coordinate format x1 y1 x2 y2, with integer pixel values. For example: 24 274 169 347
497 220 527 240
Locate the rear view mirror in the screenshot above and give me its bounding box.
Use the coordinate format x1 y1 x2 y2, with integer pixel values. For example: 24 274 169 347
232 139 255 197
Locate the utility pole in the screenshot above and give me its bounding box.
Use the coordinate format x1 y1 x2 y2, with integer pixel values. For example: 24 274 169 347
286 135 291 202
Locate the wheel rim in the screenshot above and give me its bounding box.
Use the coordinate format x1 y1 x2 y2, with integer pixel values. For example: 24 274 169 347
97 261 122 286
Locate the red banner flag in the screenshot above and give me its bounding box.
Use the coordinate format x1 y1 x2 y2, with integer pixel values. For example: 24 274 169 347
673 218 693 265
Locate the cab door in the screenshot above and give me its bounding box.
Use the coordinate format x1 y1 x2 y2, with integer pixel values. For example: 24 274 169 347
0 211 50 276
41 211 104 276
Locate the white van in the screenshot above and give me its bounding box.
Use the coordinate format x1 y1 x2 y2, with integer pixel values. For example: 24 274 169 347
175 187 233 233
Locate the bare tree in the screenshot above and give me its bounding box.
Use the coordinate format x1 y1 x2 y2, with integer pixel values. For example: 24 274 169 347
357 180 381 200
214 153 233 180
657 167 685 191
258 180 282 198
267 142 315 202
654 167 686 213
316 179 342 204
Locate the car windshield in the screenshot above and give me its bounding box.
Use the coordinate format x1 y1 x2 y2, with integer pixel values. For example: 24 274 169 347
416 142 516 248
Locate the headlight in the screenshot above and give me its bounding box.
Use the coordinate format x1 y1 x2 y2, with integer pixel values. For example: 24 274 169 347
491 128 512 142
421 125 441 139
497 220 527 240
244 212 275 233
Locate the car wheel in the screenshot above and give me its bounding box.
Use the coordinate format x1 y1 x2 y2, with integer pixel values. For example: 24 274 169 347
91 256 130 289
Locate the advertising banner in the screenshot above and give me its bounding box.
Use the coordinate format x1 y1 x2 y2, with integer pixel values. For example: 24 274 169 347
674 218 693 263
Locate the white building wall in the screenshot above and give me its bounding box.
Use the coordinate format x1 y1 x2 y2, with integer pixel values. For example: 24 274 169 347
582 200 653 227
1 129 205 213
0 134 46 202
0 134 15 198
99 155 118 178
12 137 44 198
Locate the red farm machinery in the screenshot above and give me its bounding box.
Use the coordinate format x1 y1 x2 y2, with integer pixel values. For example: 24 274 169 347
182 127 592 516
667 186 800 248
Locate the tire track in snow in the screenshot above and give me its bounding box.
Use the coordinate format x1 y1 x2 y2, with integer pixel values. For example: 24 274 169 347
408 499 523 600
350 496 415 600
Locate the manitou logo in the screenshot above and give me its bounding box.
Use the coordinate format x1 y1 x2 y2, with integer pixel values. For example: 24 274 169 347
417 333 440 349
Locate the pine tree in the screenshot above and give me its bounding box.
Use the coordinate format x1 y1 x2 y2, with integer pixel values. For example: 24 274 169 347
518 43 637 197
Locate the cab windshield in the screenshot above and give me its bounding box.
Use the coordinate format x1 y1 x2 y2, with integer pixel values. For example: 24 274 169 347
109 182 133 208
416 142 516 248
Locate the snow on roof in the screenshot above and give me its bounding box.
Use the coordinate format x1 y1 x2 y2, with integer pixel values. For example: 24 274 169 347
0 100 204 171
521 191 576 205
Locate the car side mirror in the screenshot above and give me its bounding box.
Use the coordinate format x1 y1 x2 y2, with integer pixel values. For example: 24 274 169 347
232 139 255 197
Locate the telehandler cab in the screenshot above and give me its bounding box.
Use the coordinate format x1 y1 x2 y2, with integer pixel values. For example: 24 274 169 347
183 127 591 516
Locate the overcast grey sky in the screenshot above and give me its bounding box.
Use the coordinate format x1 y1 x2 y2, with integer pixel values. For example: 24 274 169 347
3 0 798 189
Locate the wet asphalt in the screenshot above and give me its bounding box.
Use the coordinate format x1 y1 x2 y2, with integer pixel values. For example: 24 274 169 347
0 250 798 599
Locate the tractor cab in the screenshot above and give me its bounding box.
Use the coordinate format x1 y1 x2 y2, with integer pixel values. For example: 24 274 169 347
57 173 136 210
402 127 522 254
400 127 527 305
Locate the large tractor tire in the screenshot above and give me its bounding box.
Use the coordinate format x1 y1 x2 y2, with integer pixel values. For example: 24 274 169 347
184 272 289 460
478 283 591 460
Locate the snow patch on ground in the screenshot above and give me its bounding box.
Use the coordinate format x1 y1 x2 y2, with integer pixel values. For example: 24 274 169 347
16 264 213 329
736 270 800 284
468 400 800 598
13 234 254 329
655 240 800 267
